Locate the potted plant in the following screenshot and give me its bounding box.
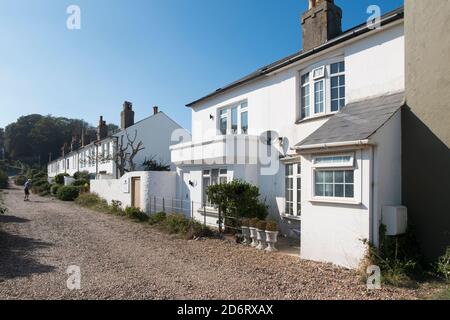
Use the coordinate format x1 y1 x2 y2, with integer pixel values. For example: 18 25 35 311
249 218 259 247
265 220 279 252
256 220 267 250
240 218 251 245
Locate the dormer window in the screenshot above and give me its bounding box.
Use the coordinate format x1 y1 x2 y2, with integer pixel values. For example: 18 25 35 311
300 60 345 120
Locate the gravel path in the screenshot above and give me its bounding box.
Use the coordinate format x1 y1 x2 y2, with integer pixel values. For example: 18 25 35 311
0 185 435 300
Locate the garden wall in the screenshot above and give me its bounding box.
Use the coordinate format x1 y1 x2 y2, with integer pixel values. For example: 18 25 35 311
90 171 176 214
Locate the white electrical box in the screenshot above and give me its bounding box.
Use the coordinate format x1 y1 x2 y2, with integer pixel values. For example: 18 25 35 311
382 206 408 236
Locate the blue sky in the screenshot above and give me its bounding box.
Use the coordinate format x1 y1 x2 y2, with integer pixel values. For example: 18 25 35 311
0 0 403 132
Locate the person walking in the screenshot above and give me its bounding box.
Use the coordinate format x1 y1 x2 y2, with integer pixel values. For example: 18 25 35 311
24 179 31 201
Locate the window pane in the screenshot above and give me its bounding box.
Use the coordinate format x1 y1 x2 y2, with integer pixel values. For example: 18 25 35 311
331 77 338 87
331 100 339 112
331 63 338 74
286 164 293 176
231 107 238 134
315 171 324 183
345 171 354 183
301 73 309 84
301 84 310 118
220 118 227 135
241 101 248 109
314 81 324 113
325 184 334 197
335 184 344 197
345 185 354 198
335 171 344 183
325 171 333 183
240 111 248 134
340 75 345 85
203 178 210 204
219 169 227 175
315 183 324 196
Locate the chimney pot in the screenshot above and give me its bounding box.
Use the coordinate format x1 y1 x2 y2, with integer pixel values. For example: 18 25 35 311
153 106 159 115
121 101 135 129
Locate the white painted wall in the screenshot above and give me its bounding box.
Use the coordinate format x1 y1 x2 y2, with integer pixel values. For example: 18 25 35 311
90 171 177 214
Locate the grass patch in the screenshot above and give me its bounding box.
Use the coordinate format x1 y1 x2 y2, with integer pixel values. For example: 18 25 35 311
75 193 215 240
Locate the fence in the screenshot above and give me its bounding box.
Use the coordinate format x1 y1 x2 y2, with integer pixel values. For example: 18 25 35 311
148 195 242 234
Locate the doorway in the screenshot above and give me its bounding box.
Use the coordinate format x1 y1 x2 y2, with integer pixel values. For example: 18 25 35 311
131 177 141 209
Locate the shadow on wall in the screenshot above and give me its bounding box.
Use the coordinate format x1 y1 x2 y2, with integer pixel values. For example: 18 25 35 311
0 218 55 280
402 106 450 262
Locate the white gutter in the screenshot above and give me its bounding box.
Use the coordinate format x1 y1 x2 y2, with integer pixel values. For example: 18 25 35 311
292 139 371 151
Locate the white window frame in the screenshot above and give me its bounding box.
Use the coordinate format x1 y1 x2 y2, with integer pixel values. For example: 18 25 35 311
285 163 302 217
202 168 228 207
311 153 359 203
218 101 248 135
299 58 346 121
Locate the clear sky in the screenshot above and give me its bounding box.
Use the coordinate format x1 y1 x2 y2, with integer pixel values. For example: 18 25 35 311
0 0 403 132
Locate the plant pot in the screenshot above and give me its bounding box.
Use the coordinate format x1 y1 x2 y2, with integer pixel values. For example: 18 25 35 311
265 231 279 252
249 227 258 247
256 229 267 250
241 226 251 245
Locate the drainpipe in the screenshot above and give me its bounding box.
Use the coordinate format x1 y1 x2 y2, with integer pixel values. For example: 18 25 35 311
370 146 378 248
95 142 99 179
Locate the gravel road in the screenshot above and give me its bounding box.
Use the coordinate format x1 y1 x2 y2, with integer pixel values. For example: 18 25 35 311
0 185 434 300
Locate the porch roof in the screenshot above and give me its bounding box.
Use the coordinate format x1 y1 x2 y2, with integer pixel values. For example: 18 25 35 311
294 92 405 150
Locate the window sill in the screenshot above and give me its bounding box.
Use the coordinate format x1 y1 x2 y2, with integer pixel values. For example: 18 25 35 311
309 198 362 206
281 214 301 221
295 113 336 124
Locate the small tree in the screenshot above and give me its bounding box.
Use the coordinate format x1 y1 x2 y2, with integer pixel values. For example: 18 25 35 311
207 180 268 221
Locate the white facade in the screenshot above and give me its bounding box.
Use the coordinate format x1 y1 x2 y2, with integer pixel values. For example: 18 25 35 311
171 21 405 268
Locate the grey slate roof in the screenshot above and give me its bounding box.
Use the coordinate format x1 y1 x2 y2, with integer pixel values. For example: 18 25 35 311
296 92 404 148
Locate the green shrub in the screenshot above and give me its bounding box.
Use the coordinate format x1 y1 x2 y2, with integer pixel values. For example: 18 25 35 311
266 220 278 232
436 247 450 283
32 172 47 180
256 220 267 230
54 173 69 185
206 180 268 220
110 200 124 215
362 224 422 288
162 213 213 239
31 180 51 196
73 171 90 180
249 218 259 228
51 184 61 195
148 211 167 225
14 175 27 186
75 193 111 212
125 207 148 222
57 185 80 201
0 170 8 189
164 213 190 234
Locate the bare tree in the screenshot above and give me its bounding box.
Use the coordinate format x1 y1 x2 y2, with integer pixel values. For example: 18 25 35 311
81 129 145 177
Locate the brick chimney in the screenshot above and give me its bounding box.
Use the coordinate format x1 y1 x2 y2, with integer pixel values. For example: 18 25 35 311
121 101 135 129
153 106 159 115
97 116 108 140
301 0 342 52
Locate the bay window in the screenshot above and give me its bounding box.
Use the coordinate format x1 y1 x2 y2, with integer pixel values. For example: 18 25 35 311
299 60 345 120
218 101 248 135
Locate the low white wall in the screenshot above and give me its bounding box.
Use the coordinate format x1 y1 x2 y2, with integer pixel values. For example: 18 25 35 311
90 171 176 214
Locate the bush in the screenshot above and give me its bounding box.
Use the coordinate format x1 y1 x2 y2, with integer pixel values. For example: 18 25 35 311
162 213 213 239
72 179 89 187
148 211 167 225
266 220 278 232
125 207 148 222
73 171 90 180
75 193 112 212
249 218 259 228
256 220 267 230
57 185 80 201
31 181 51 196
206 180 268 220
14 175 27 186
0 170 8 189
54 173 69 185
361 224 422 287
51 184 61 195
436 247 450 283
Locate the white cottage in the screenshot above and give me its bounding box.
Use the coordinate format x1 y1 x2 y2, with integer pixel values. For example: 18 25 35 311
171 2 406 268
48 102 190 179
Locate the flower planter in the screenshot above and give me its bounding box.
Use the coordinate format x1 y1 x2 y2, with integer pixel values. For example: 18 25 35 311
249 227 258 247
241 226 251 245
265 231 279 252
256 229 267 250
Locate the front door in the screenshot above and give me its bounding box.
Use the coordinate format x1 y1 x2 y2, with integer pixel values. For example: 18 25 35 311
131 177 141 209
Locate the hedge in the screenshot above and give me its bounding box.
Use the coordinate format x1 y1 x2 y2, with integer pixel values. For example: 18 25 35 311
56 185 80 201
